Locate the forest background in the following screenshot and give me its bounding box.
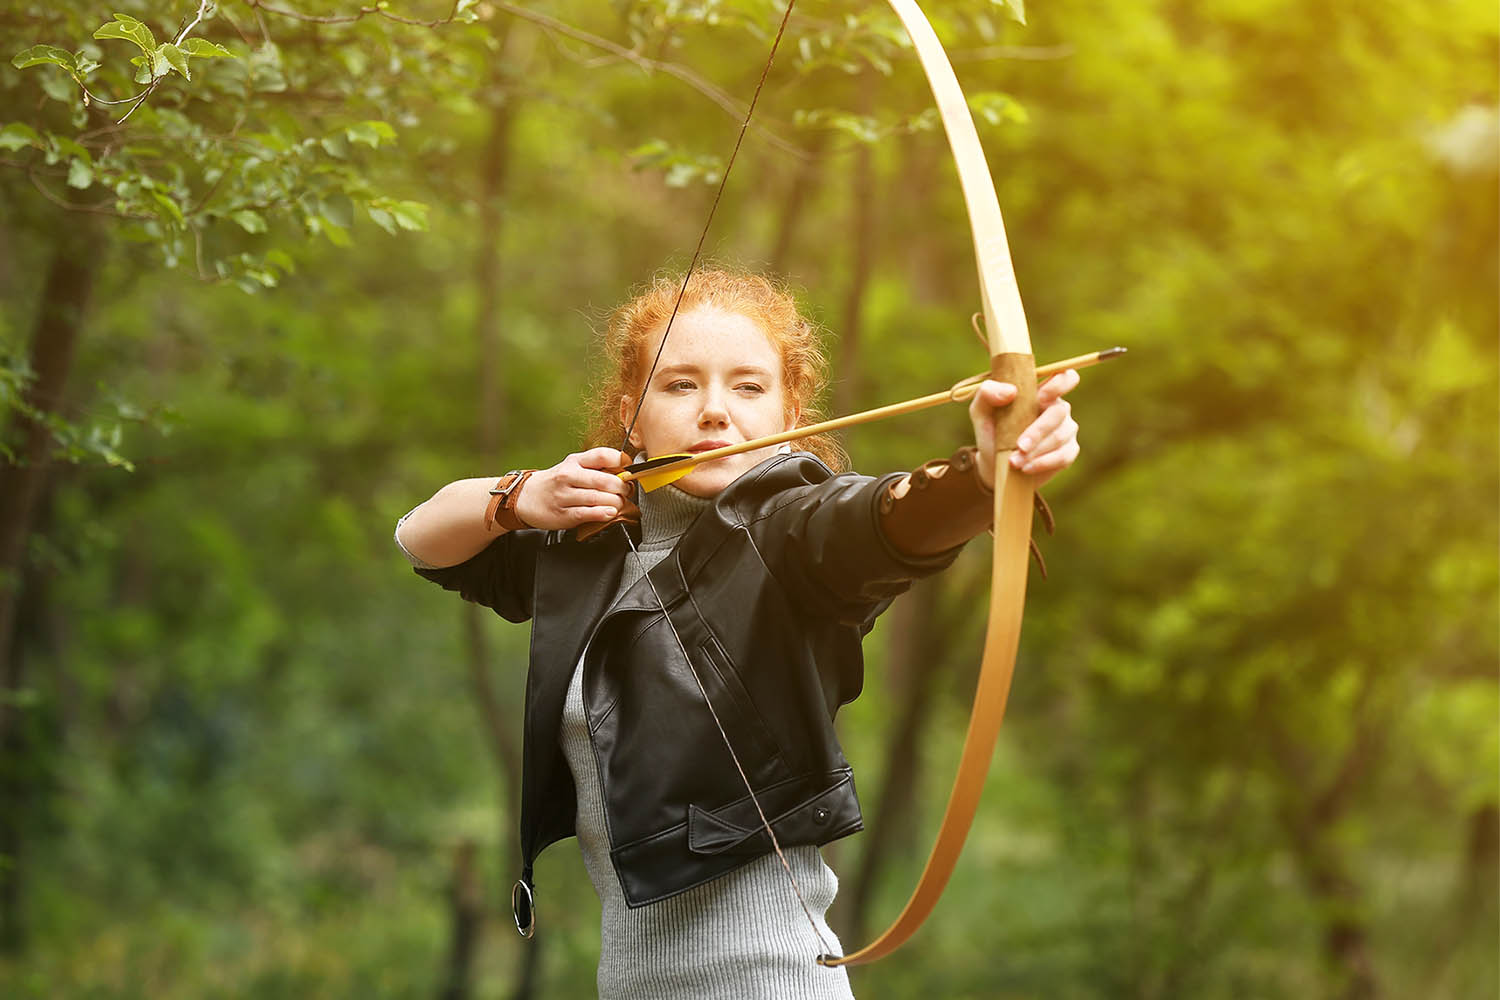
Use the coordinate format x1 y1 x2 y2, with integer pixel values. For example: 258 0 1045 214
0 0 1495 997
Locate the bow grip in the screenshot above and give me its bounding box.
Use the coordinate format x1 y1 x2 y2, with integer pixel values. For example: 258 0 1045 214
989 352 1039 450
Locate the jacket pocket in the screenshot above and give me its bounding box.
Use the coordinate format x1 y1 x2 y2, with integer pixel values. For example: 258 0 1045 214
687 770 861 856
695 636 786 780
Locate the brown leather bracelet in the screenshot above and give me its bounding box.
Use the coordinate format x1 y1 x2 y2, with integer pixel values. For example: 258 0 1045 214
485 469 535 532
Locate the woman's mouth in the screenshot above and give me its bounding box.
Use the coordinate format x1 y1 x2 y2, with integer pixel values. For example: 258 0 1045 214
689 440 733 453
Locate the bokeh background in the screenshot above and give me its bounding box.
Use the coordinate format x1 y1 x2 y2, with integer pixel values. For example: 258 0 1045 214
1 1 1496 997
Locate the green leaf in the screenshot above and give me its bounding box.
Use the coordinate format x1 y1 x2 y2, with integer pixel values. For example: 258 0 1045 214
151 191 184 227
245 130 291 155
628 140 723 188
320 133 349 159
40 73 73 102
0 123 40 152
230 210 267 234
11 45 76 72
793 108 880 143
315 217 352 247
180 38 235 59
150 48 172 80
365 197 428 234
262 245 294 271
49 136 89 163
991 0 1026 25
264 248 295 274
92 13 157 57
158 43 189 80
346 121 396 148
388 200 428 232
66 158 93 189
629 139 669 160
321 195 354 229
968 92 1029 128
247 44 287 93
366 204 397 236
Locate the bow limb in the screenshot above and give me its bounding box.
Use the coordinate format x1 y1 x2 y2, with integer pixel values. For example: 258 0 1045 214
819 0 1037 969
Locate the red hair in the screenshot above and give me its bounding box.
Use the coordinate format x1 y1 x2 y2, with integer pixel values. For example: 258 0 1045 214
585 267 847 471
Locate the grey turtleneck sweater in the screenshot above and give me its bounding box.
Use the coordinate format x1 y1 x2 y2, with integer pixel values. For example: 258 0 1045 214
559 485 856 1000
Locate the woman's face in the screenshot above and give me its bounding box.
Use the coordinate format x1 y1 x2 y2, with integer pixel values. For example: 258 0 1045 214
621 304 798 498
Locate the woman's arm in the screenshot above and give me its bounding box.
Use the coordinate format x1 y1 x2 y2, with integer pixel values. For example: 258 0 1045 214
396 476 515 569
396 447 635 569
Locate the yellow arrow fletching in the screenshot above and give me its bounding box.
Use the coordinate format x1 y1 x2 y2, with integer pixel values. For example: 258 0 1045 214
620 454 696 493
634 463 695 493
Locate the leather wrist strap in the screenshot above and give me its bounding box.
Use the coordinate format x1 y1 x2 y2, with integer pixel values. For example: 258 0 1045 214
485 470 535 532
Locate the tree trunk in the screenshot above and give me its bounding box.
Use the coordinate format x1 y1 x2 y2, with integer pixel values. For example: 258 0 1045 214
766 133 826 275
439 838 484 1000
834 79 877 417
0 225 102 747
0 479 59 958
0 226 102 955
1264 685 1384 1000
1461 802 1498 913
473 30 519 448
838 575 943 947
464 24 543 1000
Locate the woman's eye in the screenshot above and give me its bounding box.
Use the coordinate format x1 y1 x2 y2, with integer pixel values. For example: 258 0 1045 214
666 379 695 392
736 383 765 395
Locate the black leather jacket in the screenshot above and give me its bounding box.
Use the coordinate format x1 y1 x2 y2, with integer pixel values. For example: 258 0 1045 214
415 453 961 910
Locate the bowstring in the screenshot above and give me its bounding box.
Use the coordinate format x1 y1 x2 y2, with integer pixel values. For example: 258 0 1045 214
613 0 834 960
619 0 801 455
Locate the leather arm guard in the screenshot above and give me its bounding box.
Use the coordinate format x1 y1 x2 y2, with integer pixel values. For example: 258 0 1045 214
878 447 993 558
878 447 1055 576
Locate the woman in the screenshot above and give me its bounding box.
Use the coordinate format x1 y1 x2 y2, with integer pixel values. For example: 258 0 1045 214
395 269 1080 998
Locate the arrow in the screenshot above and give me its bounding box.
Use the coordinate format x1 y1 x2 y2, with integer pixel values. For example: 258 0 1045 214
622 347 1124 492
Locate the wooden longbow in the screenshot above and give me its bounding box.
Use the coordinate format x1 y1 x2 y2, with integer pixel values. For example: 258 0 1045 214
817 0 1039 967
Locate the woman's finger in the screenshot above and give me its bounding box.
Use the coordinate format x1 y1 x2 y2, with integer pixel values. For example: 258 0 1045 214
968 379 1019 419
574 468 632 498
566 505 627 525
1020 438 1081 477
565 488 630 511
575 446 631 472
1035 368 1081 405
1015 415 1079 465
1015 399 1071 453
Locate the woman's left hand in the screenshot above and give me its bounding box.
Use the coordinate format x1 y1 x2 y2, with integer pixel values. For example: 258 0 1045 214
968 367 1082 490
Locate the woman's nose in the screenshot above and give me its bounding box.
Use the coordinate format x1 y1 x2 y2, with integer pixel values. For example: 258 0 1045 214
698 385 729 427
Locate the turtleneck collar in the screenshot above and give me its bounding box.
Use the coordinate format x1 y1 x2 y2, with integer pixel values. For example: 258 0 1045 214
636 482 711 548
637 485 712 549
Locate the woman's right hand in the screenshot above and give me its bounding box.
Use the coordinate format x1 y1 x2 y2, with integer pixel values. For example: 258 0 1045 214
514 447 638 531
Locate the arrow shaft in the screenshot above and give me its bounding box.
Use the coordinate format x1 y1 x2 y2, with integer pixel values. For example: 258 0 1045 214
620 347 1122 485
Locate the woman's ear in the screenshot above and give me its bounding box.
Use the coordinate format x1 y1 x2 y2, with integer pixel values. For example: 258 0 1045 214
618 394 641 449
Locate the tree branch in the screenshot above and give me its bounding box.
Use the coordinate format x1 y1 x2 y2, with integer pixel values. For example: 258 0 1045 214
489 1 809 160
246 0 463 28
21 167 149 219
246 0 810 158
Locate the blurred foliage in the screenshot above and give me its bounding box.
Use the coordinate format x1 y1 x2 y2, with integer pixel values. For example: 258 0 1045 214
0 0 1495 997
